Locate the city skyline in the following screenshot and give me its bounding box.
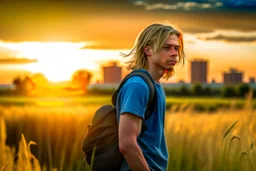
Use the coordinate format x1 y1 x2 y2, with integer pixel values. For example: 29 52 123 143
0 58 255 86
102 60 254 85
0 54 255 85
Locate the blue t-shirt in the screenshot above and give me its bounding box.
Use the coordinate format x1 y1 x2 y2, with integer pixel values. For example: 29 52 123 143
116 70 168 171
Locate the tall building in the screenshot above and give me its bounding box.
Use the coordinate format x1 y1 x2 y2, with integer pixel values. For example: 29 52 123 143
223 68 243 84
103 62 122 84
249 77 255 84
191 60 208 83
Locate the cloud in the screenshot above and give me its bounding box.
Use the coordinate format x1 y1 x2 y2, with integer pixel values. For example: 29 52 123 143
196 30 256 43
199 35 256 42
0 58 38 64
134 1 223 11
221 0 256 7
134 0 256 10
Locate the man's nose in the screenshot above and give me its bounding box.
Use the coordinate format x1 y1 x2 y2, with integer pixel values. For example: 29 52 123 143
170 47 178 57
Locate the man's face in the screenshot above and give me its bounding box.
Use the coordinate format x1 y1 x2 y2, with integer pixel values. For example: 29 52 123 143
149 34 180 71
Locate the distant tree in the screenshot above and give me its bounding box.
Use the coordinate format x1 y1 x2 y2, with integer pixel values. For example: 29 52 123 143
23 76 36 92
192 83 204 96
32 73 48 85
211 88 221 97
221 86 237 98
12 76 36 95
237 83 250 98
31 73 49 90
13 77 22 91
72 69 92 93
203 86 212 96
164 88 178 96
178 86 191 96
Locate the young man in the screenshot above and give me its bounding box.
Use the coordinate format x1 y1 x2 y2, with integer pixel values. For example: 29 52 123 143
116 23 186 171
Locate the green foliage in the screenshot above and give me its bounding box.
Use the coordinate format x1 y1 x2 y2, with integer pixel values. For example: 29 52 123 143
237 83 250 98
203 86 212 96
87 87 116 95
221 86 237 98
0 96 255 112
192 83 204 96
164 88 179 96
178 86 191 96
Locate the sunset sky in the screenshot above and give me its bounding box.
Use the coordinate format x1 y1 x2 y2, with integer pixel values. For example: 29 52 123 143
0 0 255 84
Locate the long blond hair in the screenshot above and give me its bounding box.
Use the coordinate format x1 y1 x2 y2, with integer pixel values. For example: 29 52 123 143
121 22 186 79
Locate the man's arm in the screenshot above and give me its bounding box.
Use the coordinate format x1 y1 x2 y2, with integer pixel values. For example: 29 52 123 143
119 113 150 171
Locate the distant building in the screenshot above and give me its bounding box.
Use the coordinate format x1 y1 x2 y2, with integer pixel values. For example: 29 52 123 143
191 59 208 83
223 68 243 84
249 77 255 84
103 62 122 84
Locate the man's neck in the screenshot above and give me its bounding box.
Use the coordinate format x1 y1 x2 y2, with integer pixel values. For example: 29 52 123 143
147 68 164 83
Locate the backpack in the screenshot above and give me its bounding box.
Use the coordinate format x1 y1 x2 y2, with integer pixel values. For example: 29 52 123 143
81 70 157 171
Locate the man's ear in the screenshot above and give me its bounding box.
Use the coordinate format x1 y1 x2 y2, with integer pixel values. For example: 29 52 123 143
144 46 152 56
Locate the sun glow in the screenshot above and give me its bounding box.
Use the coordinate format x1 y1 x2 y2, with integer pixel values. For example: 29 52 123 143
0 41 126 82
1 42 101 82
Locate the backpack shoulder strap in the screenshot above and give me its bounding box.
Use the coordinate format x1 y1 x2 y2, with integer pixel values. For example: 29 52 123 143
112 70 157 120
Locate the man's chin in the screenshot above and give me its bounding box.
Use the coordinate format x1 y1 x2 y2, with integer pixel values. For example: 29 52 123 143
165 66 174 72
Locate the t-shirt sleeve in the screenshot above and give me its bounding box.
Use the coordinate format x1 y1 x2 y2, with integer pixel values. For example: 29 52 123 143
119 83 149 119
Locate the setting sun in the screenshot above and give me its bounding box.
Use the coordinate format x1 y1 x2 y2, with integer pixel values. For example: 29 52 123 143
1 42 95 82
1 41 127 82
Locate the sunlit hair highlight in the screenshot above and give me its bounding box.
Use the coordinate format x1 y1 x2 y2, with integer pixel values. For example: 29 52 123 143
121 22 186 79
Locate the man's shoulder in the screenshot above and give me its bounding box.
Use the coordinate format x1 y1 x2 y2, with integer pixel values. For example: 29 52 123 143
123 76 149 89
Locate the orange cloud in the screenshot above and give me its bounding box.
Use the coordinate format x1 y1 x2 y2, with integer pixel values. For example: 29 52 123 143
0 58 38 64
196 30 256 43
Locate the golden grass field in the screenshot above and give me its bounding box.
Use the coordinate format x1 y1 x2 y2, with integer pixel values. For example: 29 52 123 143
0 94 256 171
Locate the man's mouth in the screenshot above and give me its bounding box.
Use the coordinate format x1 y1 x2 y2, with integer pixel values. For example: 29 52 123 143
167 61 177 66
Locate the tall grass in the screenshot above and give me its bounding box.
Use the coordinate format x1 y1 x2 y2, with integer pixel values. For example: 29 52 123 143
165 92 256 171
0 94 255 171
0 105 99 171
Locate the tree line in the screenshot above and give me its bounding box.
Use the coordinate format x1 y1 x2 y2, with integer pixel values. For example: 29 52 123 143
88 83 256 98
1 71 255 98
163 83 256 98
0 69 92 96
